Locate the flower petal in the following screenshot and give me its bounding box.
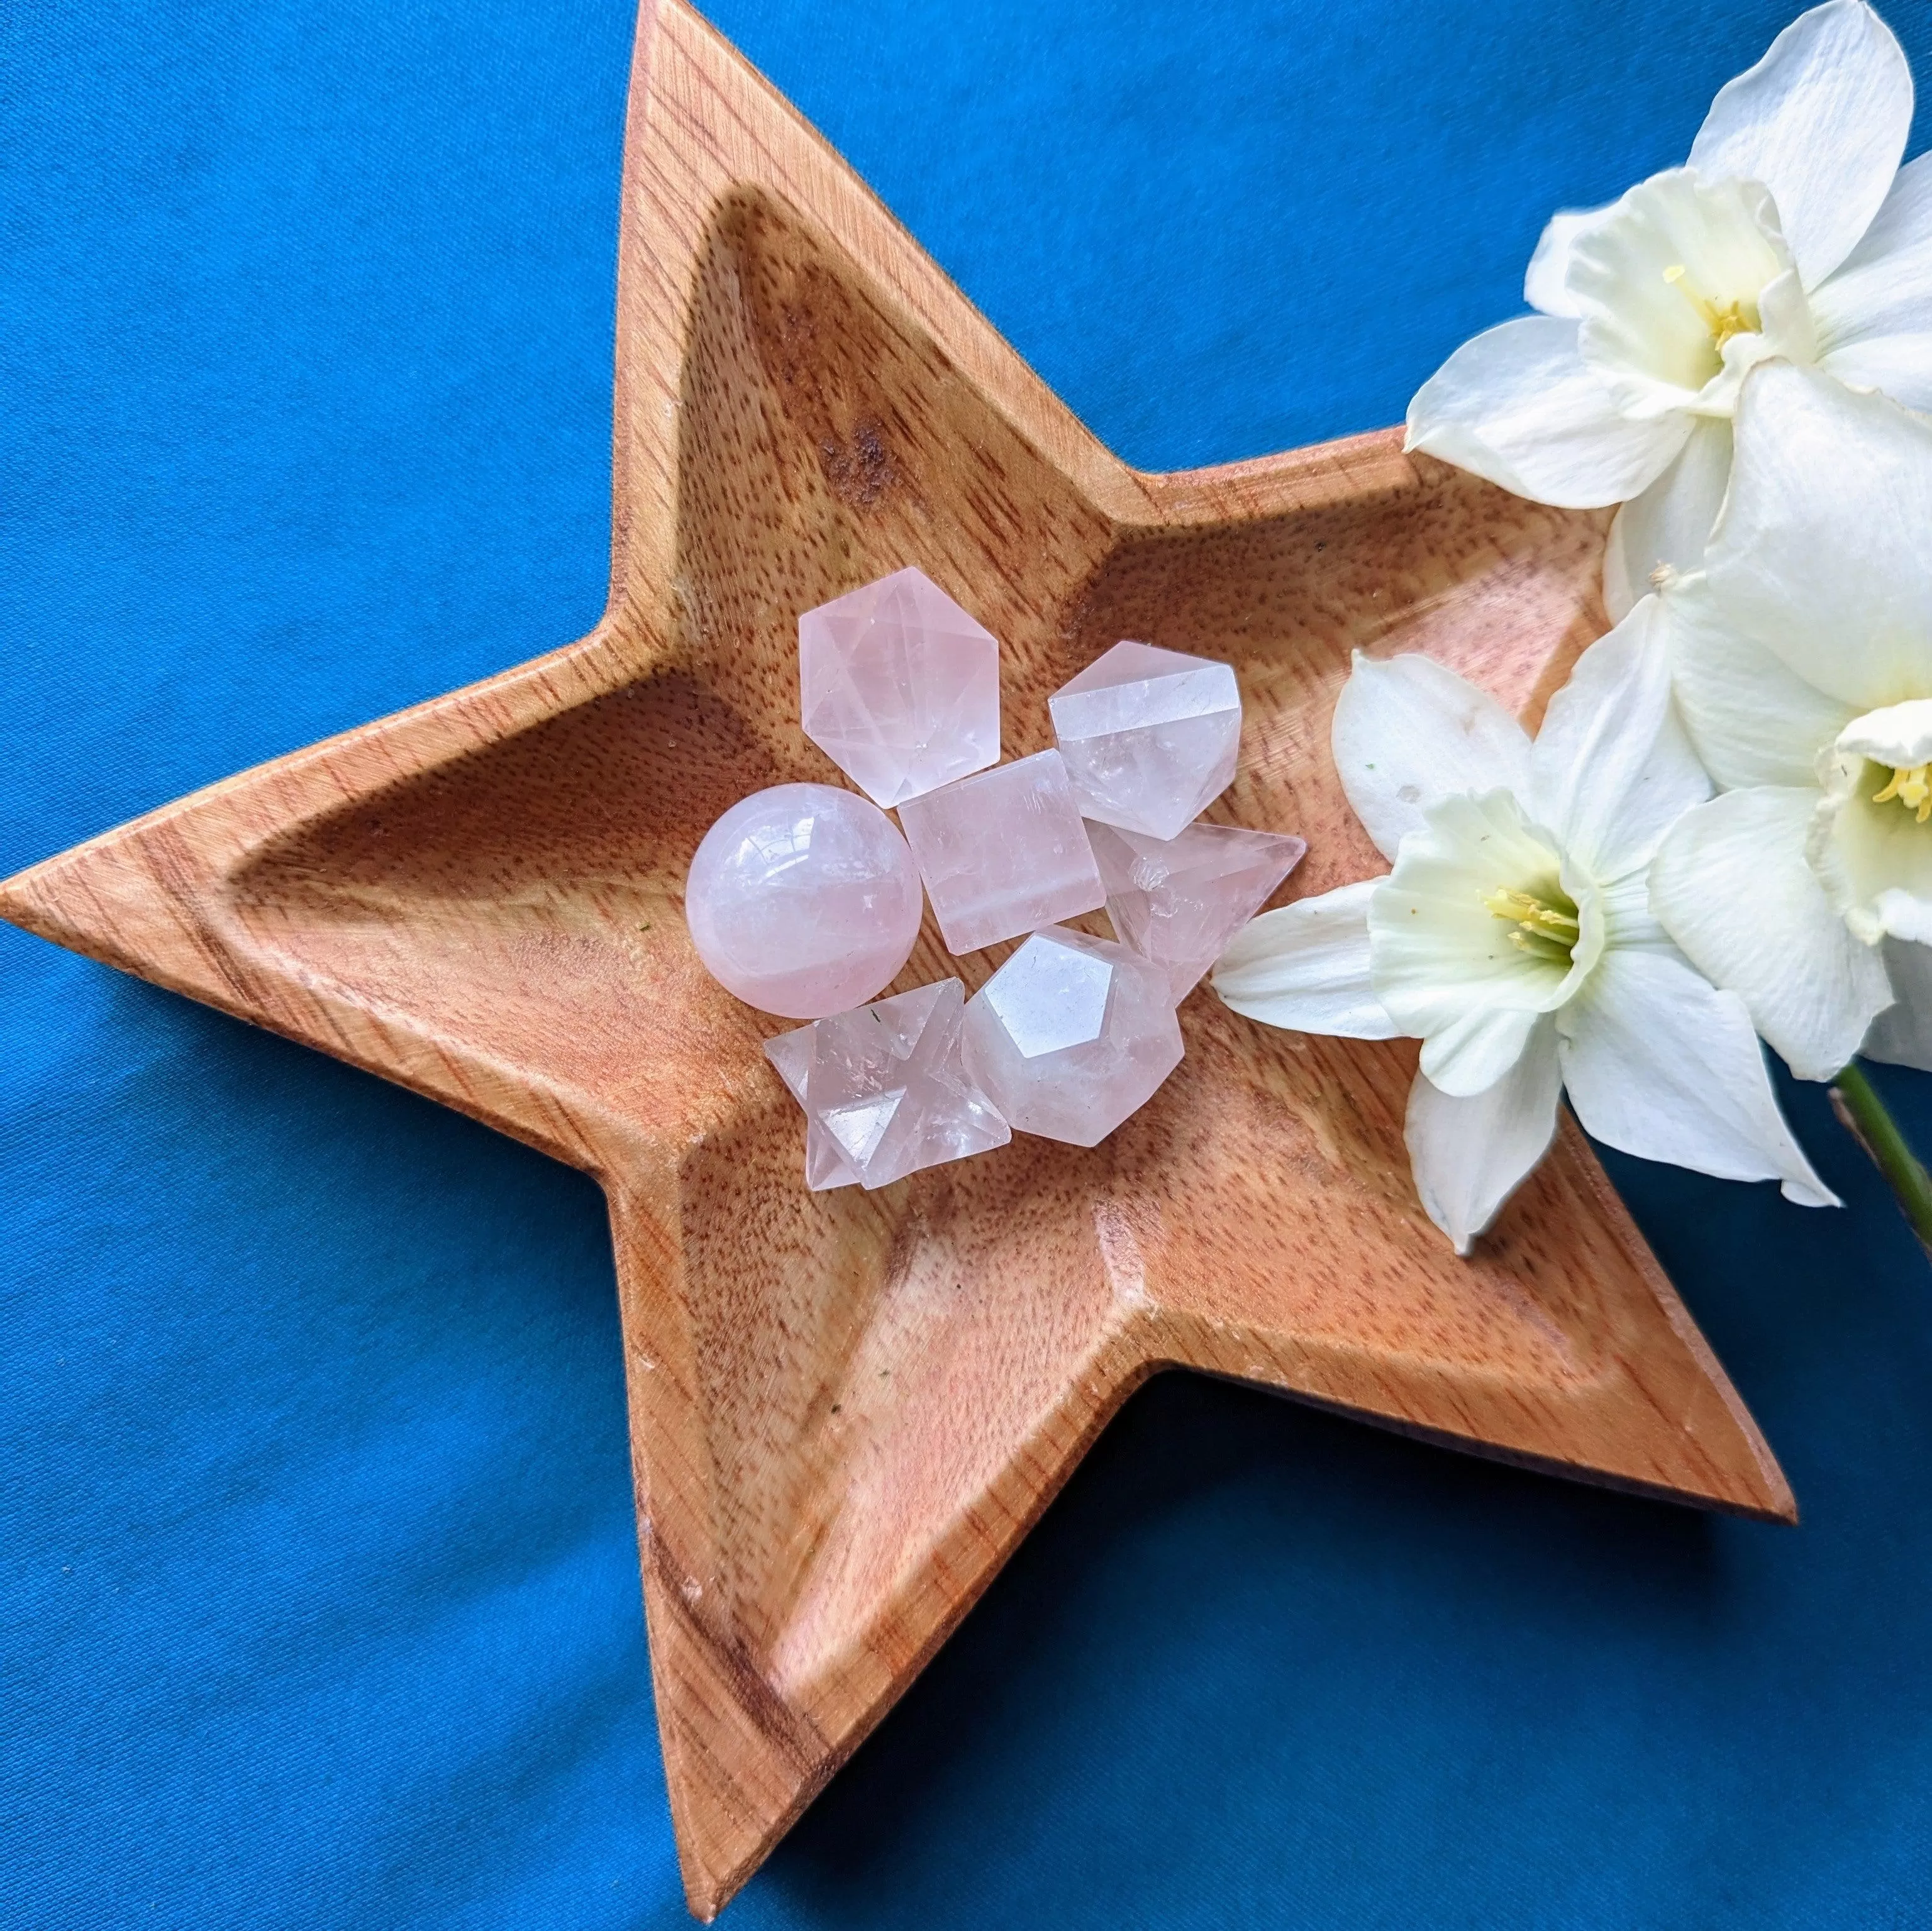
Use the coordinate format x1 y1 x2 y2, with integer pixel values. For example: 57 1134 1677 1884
1707 362 1932 711
1862 936 1932 1071
1211 880 1397 1039
1525 207 1610 318
1665 570 1854 790
1569 172 1796 416
1650 785 1893 1078
1602 417 1734 622
1810 743 1932 947
1330 651 1530 862
1404 1022 1563 1254
1367 791 1601 1095
1417 1005 1543 1098
1528 597 1710 880
1688 0 1913 287
1815 152 1932 410
1558 948 1837 1205
1406 315 1689 507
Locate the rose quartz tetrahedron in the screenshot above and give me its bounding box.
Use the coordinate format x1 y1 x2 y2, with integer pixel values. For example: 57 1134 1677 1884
765 979 1009 1190
684 783 923 1019
1087 819 1307 1000
799 567 1001 808
896 749 1105 955
1049 640 1241 839
961 927 1183 1146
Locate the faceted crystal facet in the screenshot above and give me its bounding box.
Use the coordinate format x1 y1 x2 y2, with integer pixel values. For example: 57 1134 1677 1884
896 749 1105 955
1049 640 1241 839
685 783 924 1019
1087 819 1307 1000
799 567 1001 808
765 979 1010 1190
762 1025 858 1190
962 927 1183 1146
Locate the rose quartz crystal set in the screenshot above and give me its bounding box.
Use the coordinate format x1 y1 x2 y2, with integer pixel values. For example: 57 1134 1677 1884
683 567 1305 1190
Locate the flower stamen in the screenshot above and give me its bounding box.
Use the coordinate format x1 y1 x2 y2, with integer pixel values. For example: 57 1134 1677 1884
1873 762 1932 824
1482 885 1580 964
1662 263 1756 349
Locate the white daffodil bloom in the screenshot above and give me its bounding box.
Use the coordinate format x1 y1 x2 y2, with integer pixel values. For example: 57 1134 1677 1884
1213 625 1833 1254
1650 358 1932 1082
1407 0 1930 621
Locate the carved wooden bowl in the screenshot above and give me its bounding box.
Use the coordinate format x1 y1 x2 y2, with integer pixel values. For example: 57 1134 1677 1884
0 1 1793 1917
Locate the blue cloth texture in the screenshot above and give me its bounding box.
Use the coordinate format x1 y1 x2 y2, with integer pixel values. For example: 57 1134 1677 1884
7 1 1932 1926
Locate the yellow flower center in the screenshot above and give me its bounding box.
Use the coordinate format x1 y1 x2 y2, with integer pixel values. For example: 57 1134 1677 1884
1662 263 1757 350
1873 763 1932 823
1482 885 1580 965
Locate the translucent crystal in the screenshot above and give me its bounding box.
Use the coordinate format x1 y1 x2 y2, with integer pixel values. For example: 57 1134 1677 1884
1049 640 1241 839
799 567 1001 808
685 783 924 1019
765 979 1009 1190
896 749 1105 955
763 1025 858 1190
1087 819 1307 1000
962 927 1184 1146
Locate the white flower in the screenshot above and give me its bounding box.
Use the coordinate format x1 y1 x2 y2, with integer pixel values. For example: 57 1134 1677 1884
1213 622 1833 1254
1406 0 1930 621
1649 357 1932 1080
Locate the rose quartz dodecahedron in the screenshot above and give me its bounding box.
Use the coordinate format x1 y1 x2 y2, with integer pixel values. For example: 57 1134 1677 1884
684 783 923 1019
799 567 1001 809
1049 640 1241 839
962 926 1184 1146
765 979 1009 1190
896 749 1105 955
1087 819 1307 1000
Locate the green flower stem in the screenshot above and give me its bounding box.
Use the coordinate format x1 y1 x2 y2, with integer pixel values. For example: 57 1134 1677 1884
1831 1060 1932 1259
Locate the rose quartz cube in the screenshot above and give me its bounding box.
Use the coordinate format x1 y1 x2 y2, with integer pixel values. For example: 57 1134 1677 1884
1049 640 1241 839
1087 819 1306 1000
896 750 1105 955
799 568 1001 808
962 927 1184 1146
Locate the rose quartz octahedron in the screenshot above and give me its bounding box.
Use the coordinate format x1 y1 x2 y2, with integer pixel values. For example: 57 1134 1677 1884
799 567 1001 808
895 749 1105 955
765 979 1009 1190
1049 640 1241 839
684 783 923 1019
1086 819 1307 1000
962 926 1183 1146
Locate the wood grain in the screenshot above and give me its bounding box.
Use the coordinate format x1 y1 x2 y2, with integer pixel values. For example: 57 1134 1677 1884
0 1 1794 1917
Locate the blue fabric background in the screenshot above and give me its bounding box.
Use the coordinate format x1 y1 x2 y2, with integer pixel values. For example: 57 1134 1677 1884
7 1 1932 1925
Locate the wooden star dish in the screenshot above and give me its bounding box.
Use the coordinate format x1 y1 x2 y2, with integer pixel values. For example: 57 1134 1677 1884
1 0 1796 1916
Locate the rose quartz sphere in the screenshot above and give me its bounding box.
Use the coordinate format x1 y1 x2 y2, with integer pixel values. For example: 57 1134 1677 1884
685 784 924 1018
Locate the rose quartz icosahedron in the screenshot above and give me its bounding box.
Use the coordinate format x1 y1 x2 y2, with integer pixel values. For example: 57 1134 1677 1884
1049 640 1241 839
799 567 1001 808
1087 819 1307 1000
896 749 1105 955
684 783 923 1019
962 926 1184 1146
765 979 1009 1190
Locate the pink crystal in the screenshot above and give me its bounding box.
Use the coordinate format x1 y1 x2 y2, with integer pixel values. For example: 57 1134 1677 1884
765 979 1009 1190
896 749 1105 955
1087 819 1307 1000
1049 640 1241 839
685 783 923 1019
763 1025 858 1189
962 926 1184 1146
799 567 1001 808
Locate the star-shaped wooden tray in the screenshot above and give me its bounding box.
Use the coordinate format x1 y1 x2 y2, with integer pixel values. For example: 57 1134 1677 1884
0 0 1793 1917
